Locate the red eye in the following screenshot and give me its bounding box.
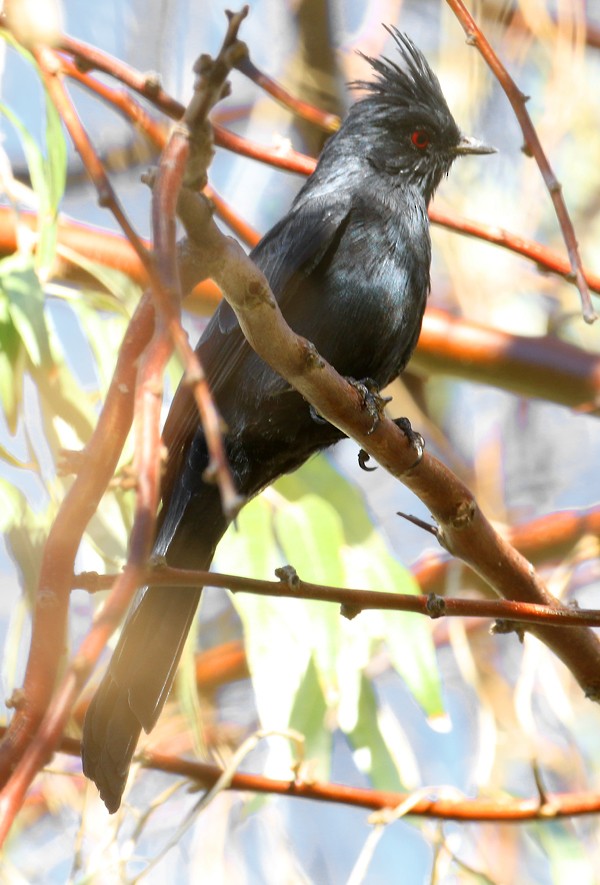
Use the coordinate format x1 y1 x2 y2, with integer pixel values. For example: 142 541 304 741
411 130 430 150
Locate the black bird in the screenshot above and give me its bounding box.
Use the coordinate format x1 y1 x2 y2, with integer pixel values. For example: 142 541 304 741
82 29 494 812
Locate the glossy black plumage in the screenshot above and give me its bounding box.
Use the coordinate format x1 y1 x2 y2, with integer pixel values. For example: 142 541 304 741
82 30 493 812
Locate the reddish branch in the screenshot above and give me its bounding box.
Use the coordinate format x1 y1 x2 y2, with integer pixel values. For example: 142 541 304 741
415 504 600 596
0 207 223 307
413 307 600 411
0 12 247 842
172 187 600 704
429 207 600 295
446 0 596 323
2 208 598 411
11 728 600 823
0 294 154 807
72 564 600 629
51 19 600 307
234 54 340 133
129 753 600 822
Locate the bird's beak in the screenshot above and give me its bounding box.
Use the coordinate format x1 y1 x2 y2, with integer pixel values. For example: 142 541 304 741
453 134 497 155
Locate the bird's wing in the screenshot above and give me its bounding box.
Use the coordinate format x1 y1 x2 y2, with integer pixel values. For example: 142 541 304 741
160 196 353 509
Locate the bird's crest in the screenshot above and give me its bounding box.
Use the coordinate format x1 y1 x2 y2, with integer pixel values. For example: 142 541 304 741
353 27 449 117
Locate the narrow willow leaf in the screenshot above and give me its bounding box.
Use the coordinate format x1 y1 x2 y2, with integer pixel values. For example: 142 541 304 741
535 822 594 885
217 499 308 731
0 327 23 432
273 492 344 684
347 674 404 792
282 457 443 717
1 253 53 367
288 653 331 779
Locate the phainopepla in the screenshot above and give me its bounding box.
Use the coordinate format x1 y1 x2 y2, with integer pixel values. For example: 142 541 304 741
82 28 494 812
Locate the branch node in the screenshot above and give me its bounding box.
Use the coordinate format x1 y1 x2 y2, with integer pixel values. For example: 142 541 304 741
340 603 362 621
275 565 300 590
301 338 325 370
450 499 476 530
5 689 26 711
491 619 525 642
425 593 446 619
142 72 162 98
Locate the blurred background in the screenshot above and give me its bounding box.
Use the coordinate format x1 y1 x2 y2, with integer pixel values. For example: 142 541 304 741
1 0 600 882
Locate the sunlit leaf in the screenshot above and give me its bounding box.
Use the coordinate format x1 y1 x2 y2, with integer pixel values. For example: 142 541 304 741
218 498 311 734
347 674 404 792
1 252 52 367
535 822 594 885
0 283 26 434
288 653 331 779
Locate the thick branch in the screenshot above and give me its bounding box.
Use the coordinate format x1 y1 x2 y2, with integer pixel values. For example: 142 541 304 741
177 188 600 700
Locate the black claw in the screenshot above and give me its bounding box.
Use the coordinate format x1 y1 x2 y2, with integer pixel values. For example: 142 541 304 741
347 377 392 434
309 403 329 425
351 377 390 472
393 417 425 468
358 448 377 471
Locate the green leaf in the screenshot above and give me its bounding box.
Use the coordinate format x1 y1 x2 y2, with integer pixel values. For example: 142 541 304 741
218 498 310 733
276 455 374 546
343 543 443 719
0 41 66 276
347 674 404 792
0 314 25 432
0 479 47 604
225 455 443 777
0 99 48 211
273 492 344 685
1 252 53 367
273 492 346 586
288 653 331 780
0 478 27 531
280 457 444 718
535 821 594 885
50 249 140 310
43 86 67 212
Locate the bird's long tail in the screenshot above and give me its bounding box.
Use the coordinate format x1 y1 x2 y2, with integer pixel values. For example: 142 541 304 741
82 485 228 813
81 581 205 812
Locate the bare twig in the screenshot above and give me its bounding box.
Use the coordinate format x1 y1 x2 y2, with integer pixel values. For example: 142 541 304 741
415 503 600 597
234 53 340 133
446 0 596 323
71 564 600 629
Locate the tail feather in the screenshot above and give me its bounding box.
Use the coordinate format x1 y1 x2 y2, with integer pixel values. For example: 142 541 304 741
82 585 202 811
81 675 142 814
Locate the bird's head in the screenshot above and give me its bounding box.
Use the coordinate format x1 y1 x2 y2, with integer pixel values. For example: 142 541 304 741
341 27 495 201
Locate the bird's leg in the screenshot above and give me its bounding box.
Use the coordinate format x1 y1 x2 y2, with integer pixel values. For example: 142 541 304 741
308 377 391 429
348 377 392 433
358 416 425 472
393 416 425 464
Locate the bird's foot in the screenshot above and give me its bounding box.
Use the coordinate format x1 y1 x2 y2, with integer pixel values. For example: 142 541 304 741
358 416 425 472
394 417 425 467
348 377 392 434
309 403 329 425
309 377 391 429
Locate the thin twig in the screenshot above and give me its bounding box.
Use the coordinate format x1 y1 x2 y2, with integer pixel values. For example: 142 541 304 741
72 565 600 629
445 0 596 323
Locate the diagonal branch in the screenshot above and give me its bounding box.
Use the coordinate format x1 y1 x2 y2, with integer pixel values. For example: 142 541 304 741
175 186 600 701
445 0 596 323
